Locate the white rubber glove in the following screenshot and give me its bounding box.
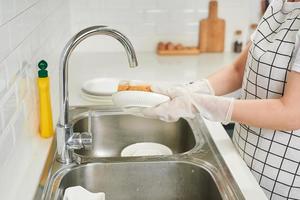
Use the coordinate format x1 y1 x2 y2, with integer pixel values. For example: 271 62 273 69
142 92 234 124
151 79 215 98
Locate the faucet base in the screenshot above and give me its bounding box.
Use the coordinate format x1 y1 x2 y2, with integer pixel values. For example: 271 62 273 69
56 123 74 164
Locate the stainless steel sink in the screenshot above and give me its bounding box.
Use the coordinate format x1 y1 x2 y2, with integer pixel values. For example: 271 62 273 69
39 26 244 200
72 113 196 157
45 161 223 200
35 106 245 200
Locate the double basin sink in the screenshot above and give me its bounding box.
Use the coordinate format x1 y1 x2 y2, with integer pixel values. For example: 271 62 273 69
36 106 244 200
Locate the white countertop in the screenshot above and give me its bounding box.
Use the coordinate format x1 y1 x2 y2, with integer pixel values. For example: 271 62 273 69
2 52 267 200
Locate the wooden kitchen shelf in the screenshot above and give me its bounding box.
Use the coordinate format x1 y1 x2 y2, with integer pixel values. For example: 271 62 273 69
157 47 201 56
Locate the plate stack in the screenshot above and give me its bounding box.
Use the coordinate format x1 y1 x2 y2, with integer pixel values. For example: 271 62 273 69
81 78 119 105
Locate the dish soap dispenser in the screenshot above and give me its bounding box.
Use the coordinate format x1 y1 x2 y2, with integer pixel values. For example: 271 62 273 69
37 60 53 138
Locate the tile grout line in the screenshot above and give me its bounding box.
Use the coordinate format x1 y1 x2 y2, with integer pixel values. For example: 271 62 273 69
0 0 41 29
0 0 65 74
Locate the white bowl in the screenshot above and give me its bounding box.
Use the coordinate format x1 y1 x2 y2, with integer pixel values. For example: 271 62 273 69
81 78 119 96
121 142 173 157
112 91 170 108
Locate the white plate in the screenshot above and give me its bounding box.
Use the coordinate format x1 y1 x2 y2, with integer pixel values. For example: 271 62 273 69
81 78 119 96
80 92 114 104
81 91 113 100
112 91 170 108
121 142 173 157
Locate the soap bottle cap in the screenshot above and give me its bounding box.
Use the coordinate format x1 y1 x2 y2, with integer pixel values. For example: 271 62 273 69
38 60 48 78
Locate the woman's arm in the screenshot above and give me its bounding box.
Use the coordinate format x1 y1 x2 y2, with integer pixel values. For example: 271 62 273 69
143 71 300 130
208 42 251 96
142 43 300 131
232 71 300 130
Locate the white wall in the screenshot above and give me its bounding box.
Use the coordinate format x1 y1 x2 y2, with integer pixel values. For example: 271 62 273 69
0 0 71 197
69 0 262 53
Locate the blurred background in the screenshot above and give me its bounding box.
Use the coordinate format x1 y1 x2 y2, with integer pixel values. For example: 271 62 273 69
69 0 262 52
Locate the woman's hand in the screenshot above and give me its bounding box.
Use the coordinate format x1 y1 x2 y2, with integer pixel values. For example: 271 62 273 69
141 92 234 124
142 70 300 131
151 79 215 98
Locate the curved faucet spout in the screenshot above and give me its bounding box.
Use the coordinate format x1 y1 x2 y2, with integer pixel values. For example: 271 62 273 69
59 26 138 125
57 26 138 163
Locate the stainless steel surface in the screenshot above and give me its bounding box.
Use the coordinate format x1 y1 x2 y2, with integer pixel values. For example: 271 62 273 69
47 162 222 200
56 26 138 163
72 113 196 158
36 106 245 200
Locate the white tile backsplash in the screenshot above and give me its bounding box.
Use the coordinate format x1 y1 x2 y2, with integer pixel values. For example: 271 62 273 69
105 0 133 9
69 0 261 52
0 0 71 168
70 0 259 52
132 0 157 10
0 25 11 61
0 63 7 95
0 125 15 169
1 84 17 127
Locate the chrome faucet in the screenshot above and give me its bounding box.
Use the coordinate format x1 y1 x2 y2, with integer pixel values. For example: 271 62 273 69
56 26 138 164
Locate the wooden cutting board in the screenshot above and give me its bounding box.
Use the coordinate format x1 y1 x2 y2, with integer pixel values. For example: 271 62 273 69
199 0 225 52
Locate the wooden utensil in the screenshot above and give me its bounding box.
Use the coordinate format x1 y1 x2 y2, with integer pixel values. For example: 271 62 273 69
199 0 225 52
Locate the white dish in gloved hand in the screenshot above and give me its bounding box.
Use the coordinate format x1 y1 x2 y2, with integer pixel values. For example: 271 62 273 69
112 91 170 109
63 186 105 200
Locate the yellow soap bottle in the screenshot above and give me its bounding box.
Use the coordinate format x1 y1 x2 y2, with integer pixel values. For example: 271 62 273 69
37 60 53 138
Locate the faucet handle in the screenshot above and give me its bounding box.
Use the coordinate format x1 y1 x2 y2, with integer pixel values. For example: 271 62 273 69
67 132 92 150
